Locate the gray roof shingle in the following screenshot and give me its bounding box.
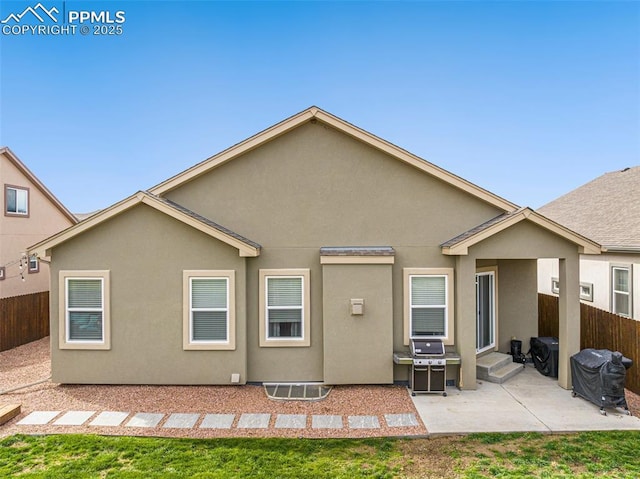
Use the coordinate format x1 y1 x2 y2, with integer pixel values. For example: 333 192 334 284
538 166 640 250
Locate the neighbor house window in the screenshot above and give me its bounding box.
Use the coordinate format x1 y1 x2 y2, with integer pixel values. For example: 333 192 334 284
28 256 39 274
0 266 5 280
259 269 310 347
404 268 454 345
59 270 110 350
612 266 631 317
5 185 29 216
579 282 594 302
551 277 594 302
183 270 235 350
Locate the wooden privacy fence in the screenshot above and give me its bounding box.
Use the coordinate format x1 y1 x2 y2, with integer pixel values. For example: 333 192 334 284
538 293 640 395
0 291 49 352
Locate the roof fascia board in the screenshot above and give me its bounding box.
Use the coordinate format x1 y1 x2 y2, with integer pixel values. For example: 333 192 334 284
442 211 526 255
28 193 143 257
149 109 316 195
442 208 602 256
140 195 259 257
525 212 601 255
29 192 260 258
149 108 517 212
312 110 517 212
1 147 78 224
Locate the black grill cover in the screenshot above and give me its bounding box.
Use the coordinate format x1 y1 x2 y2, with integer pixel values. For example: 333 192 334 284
570 349 631 409
530 337 559 378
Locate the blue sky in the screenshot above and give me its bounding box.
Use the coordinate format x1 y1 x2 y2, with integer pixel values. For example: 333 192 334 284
1 0 638 213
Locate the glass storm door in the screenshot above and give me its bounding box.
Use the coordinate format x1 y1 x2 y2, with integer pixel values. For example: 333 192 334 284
476 272 496 353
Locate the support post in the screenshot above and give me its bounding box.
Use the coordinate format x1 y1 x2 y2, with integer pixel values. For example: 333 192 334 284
456 255 477 390
558 255 580 389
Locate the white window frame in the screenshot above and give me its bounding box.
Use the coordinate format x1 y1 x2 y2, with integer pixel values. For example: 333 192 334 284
403 268 454 345
259 269 310 347
612 265 632 317
579 282 594 302
59 270 110 350
28 256 39 274
183 270 235 350
5 185 29 216
552 277 594 302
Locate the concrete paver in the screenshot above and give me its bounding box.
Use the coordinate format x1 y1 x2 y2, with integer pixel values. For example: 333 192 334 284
163 413 200 429
200 414 235 429
312 415 343 429
275 414 306 429
53 411 96 426
125 413 164 428
384 413 419 427
237 413 270 429
89 411 130 427
348 415 380 429
17 411 60 425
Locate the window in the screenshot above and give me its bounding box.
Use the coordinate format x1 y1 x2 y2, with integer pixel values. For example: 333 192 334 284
183 270 235 350
59 270 110 350
552 277 594 302
579 282 594 302
403 268 454 345
28 256 39 274
259 269 310 347
612 266 631 317
0 266 4 280
5 185 29 216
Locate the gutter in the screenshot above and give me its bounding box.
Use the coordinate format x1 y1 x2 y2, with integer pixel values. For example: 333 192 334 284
600 245 640 254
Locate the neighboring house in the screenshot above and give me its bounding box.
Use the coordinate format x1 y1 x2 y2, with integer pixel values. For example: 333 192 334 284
29 107 600 390
0 147 77 299
538 166 640 320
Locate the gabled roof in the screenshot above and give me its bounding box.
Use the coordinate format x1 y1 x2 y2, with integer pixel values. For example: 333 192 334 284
28 191 261 258
0 147 77 224
538 166 640 252
149 107 518 212
441 207 601 255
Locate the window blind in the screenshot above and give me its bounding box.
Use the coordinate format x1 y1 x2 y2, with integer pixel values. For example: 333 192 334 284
267 277 302 307
192 311 227 341
191 278 228 342
192 278 227 309
411 276 445 306
67 278 103 341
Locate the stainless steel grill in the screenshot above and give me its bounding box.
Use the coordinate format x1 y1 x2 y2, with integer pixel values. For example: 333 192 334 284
410 339 447 396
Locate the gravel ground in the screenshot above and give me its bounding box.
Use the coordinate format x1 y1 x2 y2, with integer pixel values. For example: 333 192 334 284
0 338 426 439
3 338 639 440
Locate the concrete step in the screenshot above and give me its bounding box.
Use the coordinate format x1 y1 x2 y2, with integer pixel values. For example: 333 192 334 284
476 352 525 383
486 362 525 384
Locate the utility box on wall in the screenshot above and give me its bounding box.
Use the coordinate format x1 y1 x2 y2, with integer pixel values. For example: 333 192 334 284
350 298 364 315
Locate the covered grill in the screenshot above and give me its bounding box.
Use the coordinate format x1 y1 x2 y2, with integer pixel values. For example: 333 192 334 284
410 339 447 396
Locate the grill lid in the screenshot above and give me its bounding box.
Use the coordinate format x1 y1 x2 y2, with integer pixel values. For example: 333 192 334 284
411 339 445 356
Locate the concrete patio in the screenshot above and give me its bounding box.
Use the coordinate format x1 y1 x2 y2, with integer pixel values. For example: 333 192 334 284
412 364 640 435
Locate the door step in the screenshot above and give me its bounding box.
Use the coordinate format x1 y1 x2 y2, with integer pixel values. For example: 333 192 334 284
477 352 524 384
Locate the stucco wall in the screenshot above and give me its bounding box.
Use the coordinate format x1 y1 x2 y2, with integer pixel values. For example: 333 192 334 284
165 121 503 382
50 204 247 384
322 263 394 384
496 259 539 353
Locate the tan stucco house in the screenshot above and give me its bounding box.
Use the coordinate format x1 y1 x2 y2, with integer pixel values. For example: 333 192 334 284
1 147 77 299
538 166 640 320
30 107 600 390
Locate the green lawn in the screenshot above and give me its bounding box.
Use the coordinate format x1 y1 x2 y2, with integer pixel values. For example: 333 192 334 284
1 431 639 478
